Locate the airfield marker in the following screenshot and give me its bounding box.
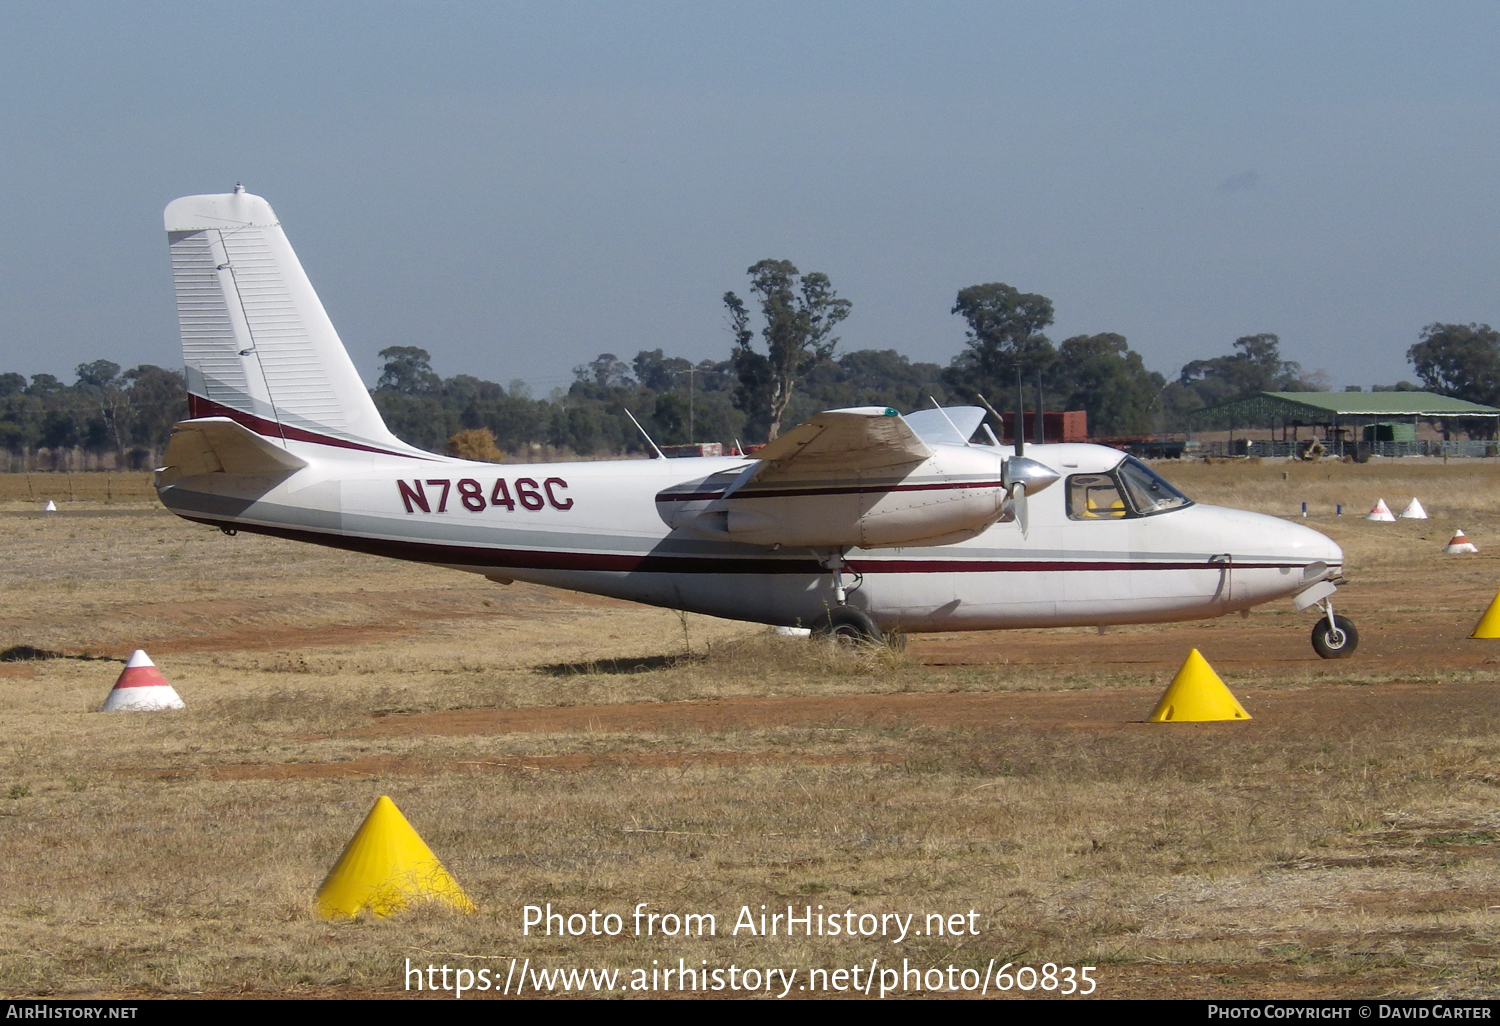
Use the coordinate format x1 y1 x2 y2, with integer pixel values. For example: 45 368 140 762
100 650 185 712
1398 498 1428 519
1147 649 1251 723
1365 499 1396 522
1301 502 1307 517
1445 529 1478 554
1469 590 1500 639
314 795 475 920
43 500 56 512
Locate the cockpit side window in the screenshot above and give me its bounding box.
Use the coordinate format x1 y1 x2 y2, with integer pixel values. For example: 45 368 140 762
1066 460 1193 521
1067 474 1129 519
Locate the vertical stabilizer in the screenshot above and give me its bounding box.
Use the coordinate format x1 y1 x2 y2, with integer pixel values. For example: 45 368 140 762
164 188 421 456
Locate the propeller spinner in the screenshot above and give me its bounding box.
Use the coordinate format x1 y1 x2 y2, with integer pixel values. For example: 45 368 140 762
1001 455 1060 536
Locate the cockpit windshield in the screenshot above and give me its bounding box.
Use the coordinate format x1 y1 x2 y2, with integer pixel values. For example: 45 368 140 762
1115 456 1192 515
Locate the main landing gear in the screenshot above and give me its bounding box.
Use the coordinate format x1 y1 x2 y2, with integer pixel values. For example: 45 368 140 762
1310 599 1358 659
810 551 886 646
812 606 883 645
819 550 864 606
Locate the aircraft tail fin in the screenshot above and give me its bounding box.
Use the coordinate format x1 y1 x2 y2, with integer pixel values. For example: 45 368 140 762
163 187 423 458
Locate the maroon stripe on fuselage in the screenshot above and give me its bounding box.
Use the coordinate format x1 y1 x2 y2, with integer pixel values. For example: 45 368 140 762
179 517 1306 576
659 479 1005 502
186 394 435 460
851 559 1290 573
184 517 824 574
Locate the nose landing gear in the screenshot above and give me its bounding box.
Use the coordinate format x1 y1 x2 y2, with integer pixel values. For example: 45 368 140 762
1311 599 1358 658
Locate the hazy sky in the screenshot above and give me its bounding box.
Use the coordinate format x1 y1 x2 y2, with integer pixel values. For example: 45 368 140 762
1 2 1497 394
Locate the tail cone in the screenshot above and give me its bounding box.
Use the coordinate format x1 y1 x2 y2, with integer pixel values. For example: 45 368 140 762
1148 649 1251 723
315 796 475 920
1472 590 1500 639
101 650 184 711
1398 498 1428 519
1445 530 1478 554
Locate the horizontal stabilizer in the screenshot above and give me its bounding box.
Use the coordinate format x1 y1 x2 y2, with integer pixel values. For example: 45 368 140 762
753 407 931 480
157 417 309 486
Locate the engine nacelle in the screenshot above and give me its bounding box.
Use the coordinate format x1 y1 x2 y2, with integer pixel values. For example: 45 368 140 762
656 446 1006 549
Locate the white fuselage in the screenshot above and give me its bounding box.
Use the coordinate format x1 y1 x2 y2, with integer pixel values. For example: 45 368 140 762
157 439 1344 633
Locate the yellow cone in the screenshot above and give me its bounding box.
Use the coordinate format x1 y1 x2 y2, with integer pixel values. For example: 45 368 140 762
314 795 475 920
1470 589 1500 638
1147 649 1251 723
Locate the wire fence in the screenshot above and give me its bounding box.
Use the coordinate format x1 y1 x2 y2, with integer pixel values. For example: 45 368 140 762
1196 440 1498 459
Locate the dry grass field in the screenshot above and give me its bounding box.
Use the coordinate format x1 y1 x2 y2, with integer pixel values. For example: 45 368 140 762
0 460 1497 999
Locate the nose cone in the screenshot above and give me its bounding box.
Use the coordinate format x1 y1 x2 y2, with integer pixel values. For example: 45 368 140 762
1254 508 1343 568
1175 505 1344 569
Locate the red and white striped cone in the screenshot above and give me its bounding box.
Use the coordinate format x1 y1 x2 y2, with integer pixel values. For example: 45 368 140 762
101 650 185 712
1445 529 1479 554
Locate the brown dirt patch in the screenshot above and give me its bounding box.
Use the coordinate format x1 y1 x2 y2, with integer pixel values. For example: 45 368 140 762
127 750 895 781
128 607 501 657
907 612 1491 674
1346 889 1500 915
1094 962 1419 999
17 584 643 660
352 680 1493 738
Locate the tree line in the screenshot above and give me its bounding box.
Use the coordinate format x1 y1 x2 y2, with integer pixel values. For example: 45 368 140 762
0 362 186 469
2 265 1494 466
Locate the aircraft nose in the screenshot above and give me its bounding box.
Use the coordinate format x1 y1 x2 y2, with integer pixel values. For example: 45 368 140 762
1190 504 1343 569
1254 510 1344 570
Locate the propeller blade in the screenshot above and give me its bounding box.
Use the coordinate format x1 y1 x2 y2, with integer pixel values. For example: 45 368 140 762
1013 482 1028 537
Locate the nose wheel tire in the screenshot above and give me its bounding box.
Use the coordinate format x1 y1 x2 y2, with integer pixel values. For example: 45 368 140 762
1311 614 1358 659
812 607 883 646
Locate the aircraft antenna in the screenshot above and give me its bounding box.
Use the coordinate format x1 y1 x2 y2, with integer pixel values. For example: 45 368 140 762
927 396 972 446
1014 370 1025 458
1035 372 1046 446
976 393 1006 431
622 407 666 459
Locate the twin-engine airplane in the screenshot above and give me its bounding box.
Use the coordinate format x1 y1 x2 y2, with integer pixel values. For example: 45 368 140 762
155 188 1356 658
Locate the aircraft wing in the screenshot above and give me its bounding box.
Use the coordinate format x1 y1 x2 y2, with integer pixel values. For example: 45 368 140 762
749 407 932 482
657 406 1006 548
